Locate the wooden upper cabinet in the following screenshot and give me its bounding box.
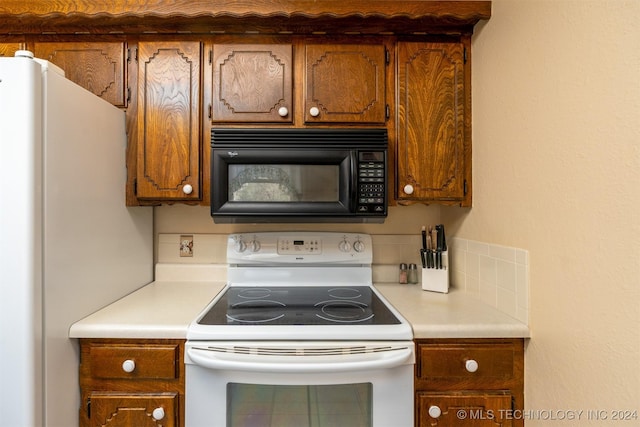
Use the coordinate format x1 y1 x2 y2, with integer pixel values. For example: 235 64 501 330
212 44 293 123
396 41 469 205
305 44 387 124
135 41 201 201
33 42 126 107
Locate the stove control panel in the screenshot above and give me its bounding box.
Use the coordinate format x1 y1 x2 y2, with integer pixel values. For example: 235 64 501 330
227 232 372 264
278 238 321 254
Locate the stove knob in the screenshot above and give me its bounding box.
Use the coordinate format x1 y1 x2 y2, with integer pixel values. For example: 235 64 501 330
338 240 351 252
353 240 365 253
249 239 261 252
234 240 247 253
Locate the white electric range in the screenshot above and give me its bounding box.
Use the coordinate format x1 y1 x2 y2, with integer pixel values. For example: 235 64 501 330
184 232 415 427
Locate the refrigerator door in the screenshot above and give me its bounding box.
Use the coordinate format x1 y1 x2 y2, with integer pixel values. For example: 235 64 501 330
0 55 45 427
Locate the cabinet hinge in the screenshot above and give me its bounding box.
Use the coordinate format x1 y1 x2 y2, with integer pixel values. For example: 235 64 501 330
87 398 91 419
127 48 131 63
385 48 390 65
208 104 212 119
463 179 468 195
209 48 213 65
126 86 131 103
385 104 390 120
133 178 137 195
464 47 468 64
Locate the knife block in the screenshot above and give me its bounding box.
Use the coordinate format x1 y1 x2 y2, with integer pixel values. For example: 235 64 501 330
422 251 449 293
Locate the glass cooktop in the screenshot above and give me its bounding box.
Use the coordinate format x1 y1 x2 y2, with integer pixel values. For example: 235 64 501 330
197 286 402 326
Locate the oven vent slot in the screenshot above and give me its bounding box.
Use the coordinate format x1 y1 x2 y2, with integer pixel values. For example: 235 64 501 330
203 345 403 356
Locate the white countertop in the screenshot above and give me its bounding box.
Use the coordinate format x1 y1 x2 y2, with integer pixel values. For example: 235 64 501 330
69 281 529 340
69 281 226 339
374 284 530 339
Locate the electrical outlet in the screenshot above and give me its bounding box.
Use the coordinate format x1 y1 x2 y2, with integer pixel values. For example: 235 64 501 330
180 235 193 257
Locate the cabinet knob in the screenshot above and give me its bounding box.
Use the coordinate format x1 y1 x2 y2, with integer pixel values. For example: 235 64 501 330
152 407 165 421
465 359 479 373
309 106 320 117
182 184 193 195
428 405 442 418
121 359 135 373
403 184 414 195
278 106 289 117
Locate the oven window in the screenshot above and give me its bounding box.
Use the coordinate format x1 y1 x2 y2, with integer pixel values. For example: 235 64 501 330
227 383 372 427
228 165 339 202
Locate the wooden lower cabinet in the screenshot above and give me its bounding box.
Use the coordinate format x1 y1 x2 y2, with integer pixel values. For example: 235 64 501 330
79 339 185 427
415 339 525 427
417 392 513 427
87 394 178 427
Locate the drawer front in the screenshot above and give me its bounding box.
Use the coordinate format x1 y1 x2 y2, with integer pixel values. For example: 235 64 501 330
417 392 513 427
418 343 515 382
89 344 179 380
88 393 178 427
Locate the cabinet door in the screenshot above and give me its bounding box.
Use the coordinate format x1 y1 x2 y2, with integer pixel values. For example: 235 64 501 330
33 42 126 107
0 43 21 57
212 44 293 122
87 393 177 427
135 41 201 200
397 42 468 204
305 44 386 123
417 392 513 427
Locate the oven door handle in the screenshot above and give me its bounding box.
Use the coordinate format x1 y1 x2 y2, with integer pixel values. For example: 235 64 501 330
187 346 413 373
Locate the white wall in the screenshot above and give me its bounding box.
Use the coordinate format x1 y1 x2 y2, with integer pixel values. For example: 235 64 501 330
444 0 640 423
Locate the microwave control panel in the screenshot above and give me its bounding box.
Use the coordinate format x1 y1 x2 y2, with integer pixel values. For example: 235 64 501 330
357 151 386 214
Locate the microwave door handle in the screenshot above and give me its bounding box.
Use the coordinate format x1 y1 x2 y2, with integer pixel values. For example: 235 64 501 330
351 152 359 209
187 346 413 374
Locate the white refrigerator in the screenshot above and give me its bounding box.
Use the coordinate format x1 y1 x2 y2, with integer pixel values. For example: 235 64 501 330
0 52 153 427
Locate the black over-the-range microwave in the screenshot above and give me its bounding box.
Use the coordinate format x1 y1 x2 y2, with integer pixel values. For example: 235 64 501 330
210 128 388 223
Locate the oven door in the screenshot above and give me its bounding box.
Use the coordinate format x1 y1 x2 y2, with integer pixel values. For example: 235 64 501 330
185 341 415 427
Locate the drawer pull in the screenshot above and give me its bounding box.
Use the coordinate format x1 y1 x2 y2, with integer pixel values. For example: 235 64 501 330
465 359 479 373
428 405 442 418
152 407 165 421
121 359 136 373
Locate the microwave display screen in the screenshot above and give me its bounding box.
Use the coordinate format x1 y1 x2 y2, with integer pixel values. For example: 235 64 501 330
228 164 340 202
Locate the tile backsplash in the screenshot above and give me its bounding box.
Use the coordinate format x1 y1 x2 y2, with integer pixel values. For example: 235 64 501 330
449 237 529 325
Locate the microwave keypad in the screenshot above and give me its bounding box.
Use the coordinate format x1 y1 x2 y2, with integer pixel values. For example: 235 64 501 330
358 162 385 212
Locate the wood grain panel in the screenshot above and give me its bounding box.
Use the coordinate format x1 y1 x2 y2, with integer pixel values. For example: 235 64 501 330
397 41 466 201
212 44 292 122
136 41 201 200
305 44 386 123
34 42 126 107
